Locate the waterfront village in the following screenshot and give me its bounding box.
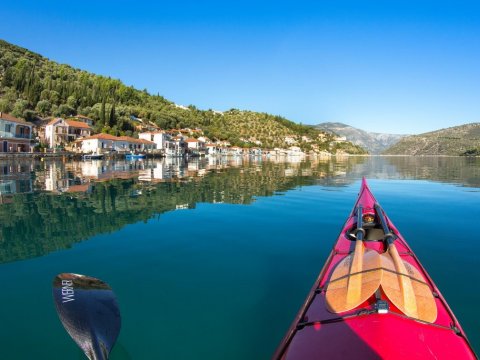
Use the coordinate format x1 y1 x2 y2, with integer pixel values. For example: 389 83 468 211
0 112 348 159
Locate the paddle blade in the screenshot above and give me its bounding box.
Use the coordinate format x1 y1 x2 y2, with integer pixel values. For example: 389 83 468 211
53 273 121 360
326 249 382 313
380 254 437 323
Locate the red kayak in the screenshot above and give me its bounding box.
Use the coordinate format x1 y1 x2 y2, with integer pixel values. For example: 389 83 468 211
274 178 476 359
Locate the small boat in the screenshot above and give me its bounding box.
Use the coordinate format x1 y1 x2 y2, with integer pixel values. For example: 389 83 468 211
125 153 146 160
82 152 104 160
274 178 476 359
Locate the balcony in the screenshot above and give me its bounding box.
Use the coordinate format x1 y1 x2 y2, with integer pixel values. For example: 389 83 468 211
0 131 31 139
15 133 31 139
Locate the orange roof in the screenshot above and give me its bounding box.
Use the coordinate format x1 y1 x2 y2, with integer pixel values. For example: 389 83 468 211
137 138 155 145
0 112 32 126
118 136 140 143
185 138 198 143
83 133 119 141
117 136 154 144
65 119 92 129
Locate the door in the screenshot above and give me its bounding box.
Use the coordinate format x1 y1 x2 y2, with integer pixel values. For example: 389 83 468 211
3 141 7 152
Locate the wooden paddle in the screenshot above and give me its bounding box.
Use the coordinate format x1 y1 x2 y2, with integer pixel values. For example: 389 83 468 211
375 204 437 323
326 206 382 313
53 273 121 360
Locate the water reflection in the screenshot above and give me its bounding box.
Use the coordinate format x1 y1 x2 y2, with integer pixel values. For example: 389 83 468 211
0 155 479 264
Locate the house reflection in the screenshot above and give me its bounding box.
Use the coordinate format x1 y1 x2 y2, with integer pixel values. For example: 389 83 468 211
0 162 33 201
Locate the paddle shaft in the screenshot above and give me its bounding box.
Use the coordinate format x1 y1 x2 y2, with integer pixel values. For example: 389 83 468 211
346 206 365 304
375 204 418 317
325 205 383 313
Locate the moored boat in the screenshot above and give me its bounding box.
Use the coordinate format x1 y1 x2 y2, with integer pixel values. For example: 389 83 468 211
82 152 104 160
125 153 146 160
274 178 476 359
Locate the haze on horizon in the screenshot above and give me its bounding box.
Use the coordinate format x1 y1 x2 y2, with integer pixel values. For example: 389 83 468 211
1 0 479 135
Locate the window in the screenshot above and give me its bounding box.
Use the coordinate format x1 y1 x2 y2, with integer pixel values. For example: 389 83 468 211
5 124 12 132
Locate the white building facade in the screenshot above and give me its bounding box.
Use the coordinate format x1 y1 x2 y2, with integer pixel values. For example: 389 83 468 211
0 112 34 152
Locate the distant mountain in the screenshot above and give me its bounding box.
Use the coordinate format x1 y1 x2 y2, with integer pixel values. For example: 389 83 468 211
383 123 480 156
314 122 406 154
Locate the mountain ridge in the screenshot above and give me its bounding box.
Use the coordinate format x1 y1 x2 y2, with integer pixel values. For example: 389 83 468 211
314 122 406 154
383 123 480 156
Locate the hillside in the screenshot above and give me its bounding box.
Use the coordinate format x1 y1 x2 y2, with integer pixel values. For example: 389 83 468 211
383 123 480 156
315 122 406 154
0 39 366 153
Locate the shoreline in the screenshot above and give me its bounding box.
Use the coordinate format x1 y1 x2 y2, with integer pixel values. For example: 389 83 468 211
0 152 477 161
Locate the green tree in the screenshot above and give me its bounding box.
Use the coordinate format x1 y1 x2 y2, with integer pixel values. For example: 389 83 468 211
35 100 51 116
22 109 36 122
11 99 29 118
66 95 77 109
100 97 106 125
55 104 75 117
0 98 12 113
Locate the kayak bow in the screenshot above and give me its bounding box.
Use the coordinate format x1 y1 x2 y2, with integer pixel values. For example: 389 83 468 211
273 178 476 359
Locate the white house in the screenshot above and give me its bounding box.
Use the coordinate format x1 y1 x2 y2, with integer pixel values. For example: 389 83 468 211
76 134 155 154
185 138 206 154
117 136 155 152
0 112 34 152
284 136 297 145
139 131 170 151
288 146 305 156
78 133 118 153
45 118 92 148
207 144 222 155
228 146 244 156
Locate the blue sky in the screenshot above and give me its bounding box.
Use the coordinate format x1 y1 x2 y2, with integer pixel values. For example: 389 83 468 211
1 0 479 134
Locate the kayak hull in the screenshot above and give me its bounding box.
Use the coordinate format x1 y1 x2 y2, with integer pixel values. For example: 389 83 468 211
274 178 476 359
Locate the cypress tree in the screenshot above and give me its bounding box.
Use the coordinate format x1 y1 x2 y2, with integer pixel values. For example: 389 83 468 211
100 97 106 126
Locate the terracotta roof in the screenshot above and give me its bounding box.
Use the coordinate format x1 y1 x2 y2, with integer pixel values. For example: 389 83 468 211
116 136 154 144
83 133 119 141
47 118 62 125
65 119 92 129
0 112 32 126
118 136 140 143
185 138 198 143
137 139 155 145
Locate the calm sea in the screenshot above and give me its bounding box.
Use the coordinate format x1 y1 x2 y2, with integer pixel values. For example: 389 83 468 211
0 156 479 359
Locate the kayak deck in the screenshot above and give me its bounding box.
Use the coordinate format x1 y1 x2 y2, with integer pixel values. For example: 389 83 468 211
274 179 476 359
